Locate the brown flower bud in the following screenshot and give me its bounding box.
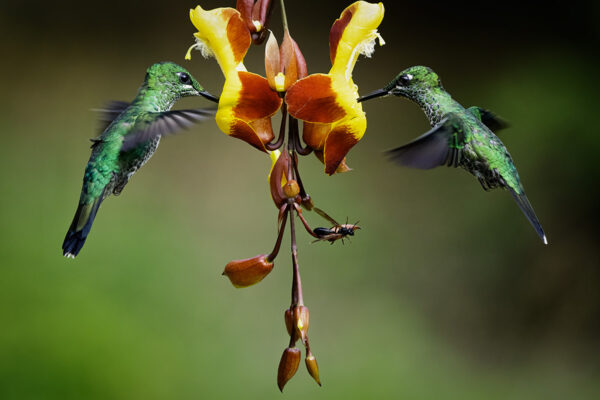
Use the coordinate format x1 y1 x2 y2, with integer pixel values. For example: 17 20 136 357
284 306 309 343
277 347 301 392
293 306 310 343
223 254 273 288
305 351 321 386
283 179 300 198
265 31 280 91
284 308 298 342
264 29 300 92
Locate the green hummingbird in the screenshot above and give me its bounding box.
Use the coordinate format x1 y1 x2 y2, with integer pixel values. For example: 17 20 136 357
62 62 219 258
358 66 547 244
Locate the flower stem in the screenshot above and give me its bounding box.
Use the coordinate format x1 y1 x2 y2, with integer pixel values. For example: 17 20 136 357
266 103 287 151
290 152 311 204
294 204 319 239
290 117 312 156
289 200 304 306
279 0 289 32
267 205 289 262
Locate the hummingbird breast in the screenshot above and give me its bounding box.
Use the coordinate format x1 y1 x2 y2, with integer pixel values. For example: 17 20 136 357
112 136 161 195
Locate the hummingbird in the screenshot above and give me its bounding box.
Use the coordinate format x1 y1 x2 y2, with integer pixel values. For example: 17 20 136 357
358 66 547 244
62 62 219 258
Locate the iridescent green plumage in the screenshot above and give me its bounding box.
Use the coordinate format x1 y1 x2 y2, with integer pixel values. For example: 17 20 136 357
63 62 218 258
359 66 547 244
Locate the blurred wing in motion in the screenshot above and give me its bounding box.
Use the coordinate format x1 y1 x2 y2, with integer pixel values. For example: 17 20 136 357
121 108 216 152
94 101 130 133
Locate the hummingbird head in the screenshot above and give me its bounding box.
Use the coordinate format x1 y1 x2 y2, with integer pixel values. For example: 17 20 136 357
144 62 219 103
358 66 443 102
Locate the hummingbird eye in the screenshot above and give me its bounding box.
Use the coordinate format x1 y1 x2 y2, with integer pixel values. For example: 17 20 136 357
398 74 413 87
178 72 191 85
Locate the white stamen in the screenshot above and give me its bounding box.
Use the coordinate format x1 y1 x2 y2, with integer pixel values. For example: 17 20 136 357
345 30 385 81
185 37 214 61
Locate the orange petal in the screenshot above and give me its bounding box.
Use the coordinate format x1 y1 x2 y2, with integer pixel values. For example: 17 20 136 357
313 150 351 174
229 118 273 152
227 11 252 67
285 74 346 124
234 71 282 121
302 121 331 151
323 120 363 175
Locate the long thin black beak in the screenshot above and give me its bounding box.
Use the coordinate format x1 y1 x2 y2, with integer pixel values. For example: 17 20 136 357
199 90 220 103
357 88 389 103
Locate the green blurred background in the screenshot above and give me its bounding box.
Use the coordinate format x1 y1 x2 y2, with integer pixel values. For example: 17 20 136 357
1 1 599 398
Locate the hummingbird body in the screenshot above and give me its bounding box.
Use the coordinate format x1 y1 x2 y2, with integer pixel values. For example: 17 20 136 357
359 66 547 244
63 62 217 258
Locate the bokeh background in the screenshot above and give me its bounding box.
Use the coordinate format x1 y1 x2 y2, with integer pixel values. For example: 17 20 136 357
1 1 599 398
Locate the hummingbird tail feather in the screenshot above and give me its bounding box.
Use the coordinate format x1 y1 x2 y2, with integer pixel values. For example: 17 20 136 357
507 187 548 245
62 196 104 258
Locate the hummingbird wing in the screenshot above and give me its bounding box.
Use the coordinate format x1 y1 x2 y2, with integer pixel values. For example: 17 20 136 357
121 108 216 152
94 101 130 133
386 114 466 169
467 107 510 132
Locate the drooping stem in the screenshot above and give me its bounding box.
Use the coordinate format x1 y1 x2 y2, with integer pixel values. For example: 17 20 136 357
290 117 312 156
289 199 304 306
267 204 289 262
265 103 287 151
290 149 311 204
279 0 289 32
294 204 319 238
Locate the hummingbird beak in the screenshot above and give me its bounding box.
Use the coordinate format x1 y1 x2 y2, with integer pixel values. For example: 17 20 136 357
198 90 220 103
357 88 390 103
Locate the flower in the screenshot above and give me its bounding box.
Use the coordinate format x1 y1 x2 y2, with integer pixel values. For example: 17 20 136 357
285 1 385 174
187 5 282 151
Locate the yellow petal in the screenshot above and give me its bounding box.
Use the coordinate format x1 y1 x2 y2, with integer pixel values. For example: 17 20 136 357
329 1 385 81
189 6 251 76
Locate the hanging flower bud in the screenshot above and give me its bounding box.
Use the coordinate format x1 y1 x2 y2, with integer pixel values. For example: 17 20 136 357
236 0 273 44
293 305 310 343
264 30 305 93
269 150 292 208
223 254 273 288
284 306 309 343
277 347 301 392
305 351 321 386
